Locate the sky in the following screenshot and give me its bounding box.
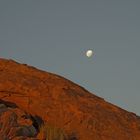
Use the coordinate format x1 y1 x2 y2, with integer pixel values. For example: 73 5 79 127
0 0 140 115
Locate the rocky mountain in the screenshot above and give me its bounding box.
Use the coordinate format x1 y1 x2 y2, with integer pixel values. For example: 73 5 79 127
0 58 140 140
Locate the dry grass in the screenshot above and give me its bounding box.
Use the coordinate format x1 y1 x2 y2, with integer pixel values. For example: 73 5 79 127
37 123 68 140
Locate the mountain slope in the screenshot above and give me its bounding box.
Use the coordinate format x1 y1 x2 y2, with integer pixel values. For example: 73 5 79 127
0 58 140 140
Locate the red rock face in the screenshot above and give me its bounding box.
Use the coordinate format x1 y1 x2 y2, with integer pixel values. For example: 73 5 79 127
0 58 140 140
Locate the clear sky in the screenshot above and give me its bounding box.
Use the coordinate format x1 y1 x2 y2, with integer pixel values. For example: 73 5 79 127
0 0 140 115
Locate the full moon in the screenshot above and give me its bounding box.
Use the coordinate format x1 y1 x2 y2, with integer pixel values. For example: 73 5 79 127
86 50 93 57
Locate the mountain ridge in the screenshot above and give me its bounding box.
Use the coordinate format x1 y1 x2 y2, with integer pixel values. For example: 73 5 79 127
0 58 140 140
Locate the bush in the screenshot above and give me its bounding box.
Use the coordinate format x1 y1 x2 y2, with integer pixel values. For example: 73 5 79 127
37 123 68 140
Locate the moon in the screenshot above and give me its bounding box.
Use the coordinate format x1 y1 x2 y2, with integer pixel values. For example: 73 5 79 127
86 50 93 57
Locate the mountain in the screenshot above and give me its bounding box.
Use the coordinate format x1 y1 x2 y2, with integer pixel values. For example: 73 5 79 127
0 58 140 140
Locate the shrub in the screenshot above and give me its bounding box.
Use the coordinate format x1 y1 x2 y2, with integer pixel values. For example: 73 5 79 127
37 123 68 140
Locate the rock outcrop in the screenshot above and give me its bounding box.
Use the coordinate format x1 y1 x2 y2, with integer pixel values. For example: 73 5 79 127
0 58 140 140
0 101 38 140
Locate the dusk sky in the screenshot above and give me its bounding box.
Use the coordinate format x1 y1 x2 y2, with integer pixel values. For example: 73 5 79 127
0 1 140 115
